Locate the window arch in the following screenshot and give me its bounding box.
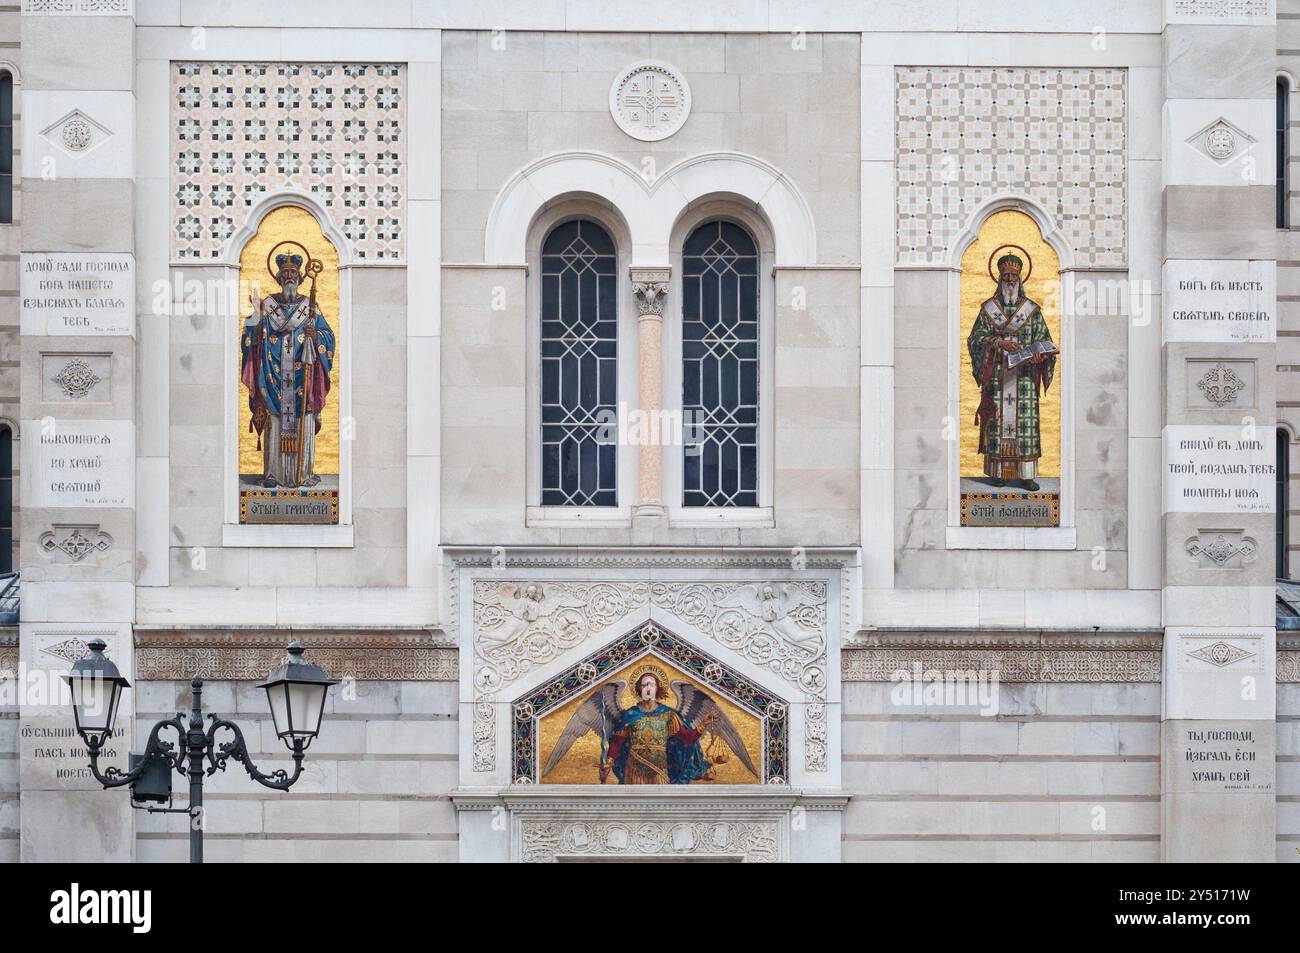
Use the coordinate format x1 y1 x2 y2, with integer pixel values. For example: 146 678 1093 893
539 219 619 507
680 219 760 508
0 70 12 224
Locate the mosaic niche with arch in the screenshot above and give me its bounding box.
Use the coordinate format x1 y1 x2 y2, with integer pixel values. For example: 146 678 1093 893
512 622 788 786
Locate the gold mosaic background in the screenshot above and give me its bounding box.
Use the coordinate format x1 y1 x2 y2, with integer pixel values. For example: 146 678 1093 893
538 657 763 785
238 205 341 475
959 209 1061 477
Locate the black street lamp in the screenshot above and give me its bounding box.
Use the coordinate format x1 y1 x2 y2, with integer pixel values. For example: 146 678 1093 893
64 639 338 864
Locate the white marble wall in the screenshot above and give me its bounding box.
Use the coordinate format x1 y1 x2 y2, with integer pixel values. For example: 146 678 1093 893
0 1 1290 864
842 677 1161 862
439 31 861 548
132 677 459 861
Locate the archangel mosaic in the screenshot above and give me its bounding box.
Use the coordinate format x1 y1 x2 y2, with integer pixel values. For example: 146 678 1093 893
1 1 1295 865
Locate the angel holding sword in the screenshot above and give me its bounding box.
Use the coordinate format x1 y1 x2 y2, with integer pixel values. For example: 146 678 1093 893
543 665 758 784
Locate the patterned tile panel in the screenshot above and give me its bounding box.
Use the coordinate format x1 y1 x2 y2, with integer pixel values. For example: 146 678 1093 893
171 63 405 262
896 67 1127 268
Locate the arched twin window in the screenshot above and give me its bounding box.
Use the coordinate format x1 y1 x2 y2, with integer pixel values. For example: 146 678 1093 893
537 216 762 511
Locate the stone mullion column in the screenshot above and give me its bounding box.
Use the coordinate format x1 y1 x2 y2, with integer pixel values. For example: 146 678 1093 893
631 269 668 519
1159 5 1278 862
17 2 137 861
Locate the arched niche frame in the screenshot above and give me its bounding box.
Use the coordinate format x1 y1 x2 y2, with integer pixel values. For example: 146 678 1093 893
218 190 355 547
944 195 1077 550
523 196 639 526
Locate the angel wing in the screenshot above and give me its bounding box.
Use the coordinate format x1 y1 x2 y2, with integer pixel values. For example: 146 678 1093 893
532 587 588 616
542 680 626 777
477 581 522 610
713 584 765 614
672 680 759 779
776 583 823 614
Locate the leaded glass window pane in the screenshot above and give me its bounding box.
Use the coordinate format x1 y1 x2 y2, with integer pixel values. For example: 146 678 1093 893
0 427 11 573
682 220 759 507
540 220 618 506
0 73 12 225
1279 78 1289 229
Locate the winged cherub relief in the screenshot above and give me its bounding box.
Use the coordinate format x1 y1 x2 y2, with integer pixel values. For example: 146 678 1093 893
715 583 826 657
476 582 587 653
542 665 758 784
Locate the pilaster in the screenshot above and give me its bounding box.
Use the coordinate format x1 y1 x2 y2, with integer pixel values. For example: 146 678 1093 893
17 1 137 862
1159 1 1278 862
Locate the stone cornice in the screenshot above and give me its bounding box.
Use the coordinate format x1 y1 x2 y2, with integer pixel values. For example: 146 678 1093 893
443 545 858 570
450 785 850 814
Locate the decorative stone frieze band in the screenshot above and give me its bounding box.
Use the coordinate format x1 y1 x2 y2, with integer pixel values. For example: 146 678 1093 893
133 629 455 681
522 817 780 863
843 631 1164 682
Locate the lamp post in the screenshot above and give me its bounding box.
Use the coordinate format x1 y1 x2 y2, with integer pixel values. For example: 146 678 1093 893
64 639 338 864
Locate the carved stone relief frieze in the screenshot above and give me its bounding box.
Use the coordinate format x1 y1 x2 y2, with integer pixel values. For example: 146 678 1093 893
1188 360 1252 409
38 525 114 563
42 353 110 402
134 629 455 681
520 817 780 863
1185 528 1259 569
842 632 1163 682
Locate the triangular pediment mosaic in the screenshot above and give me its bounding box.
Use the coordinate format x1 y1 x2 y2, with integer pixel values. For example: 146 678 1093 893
511 621 788 785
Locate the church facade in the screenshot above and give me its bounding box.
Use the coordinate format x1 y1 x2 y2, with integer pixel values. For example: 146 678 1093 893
0 0 1294 863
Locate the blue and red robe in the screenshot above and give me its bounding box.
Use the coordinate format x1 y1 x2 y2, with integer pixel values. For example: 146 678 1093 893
606 703 712 784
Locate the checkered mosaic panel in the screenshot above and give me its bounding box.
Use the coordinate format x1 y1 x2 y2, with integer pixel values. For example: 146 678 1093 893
171 63 406 262
896 67 1127 268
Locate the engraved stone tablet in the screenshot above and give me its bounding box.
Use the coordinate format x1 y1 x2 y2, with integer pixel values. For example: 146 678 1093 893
20 253 134 336
1163 425 1274 513
1167 722 1274 795
26 419 134 508
1163 259 1274 343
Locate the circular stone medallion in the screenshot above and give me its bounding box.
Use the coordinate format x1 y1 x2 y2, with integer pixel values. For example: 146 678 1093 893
609 61 692 142
62 118 93 152
1205 126 1236 161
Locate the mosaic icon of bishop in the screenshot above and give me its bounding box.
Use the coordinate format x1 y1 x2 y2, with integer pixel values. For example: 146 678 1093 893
967 250 1058 490
239 240 338 524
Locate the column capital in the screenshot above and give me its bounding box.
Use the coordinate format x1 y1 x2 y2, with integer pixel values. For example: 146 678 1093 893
630 268 670 318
